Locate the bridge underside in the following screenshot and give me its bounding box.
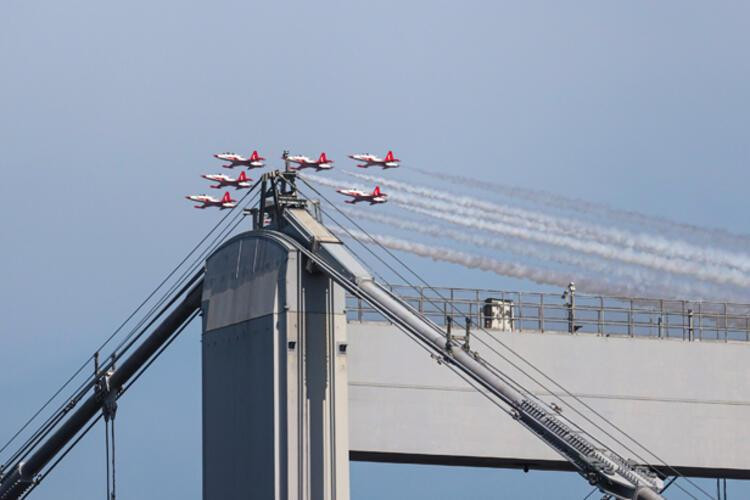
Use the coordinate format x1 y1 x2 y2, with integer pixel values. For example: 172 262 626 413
348 451 750 481
347 322 750 480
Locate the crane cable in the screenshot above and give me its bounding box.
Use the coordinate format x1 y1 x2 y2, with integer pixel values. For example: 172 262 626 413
297 178 714 500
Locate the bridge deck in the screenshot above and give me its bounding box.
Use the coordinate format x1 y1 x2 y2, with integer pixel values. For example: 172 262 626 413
346 318 750 478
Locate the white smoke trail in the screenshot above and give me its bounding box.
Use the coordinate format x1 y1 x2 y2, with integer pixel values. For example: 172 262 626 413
346 171 750 275
299 173 355 192
411 166 750 251
339 207 748 301
329 228 685 298
300 173 750 289
339 206 653 282
404 203 750 290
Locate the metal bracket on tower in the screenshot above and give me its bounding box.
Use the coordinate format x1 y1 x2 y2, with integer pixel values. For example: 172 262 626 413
304 238 322 274
446 316 472 352
445 316 453 353
95 373 118 423
256 170 307 231
94 354 118 422
463 317 471 352
95 358 118 500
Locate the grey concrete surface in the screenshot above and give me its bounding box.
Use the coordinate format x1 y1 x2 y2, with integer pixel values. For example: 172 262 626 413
347 322 750 478
202 233 350 500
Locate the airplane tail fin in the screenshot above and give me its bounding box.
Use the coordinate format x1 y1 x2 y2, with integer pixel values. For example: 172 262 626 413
222 191 233 203
385 150 394 162
250 150 259 161
318 152 329 163
238 170 247 182
373 185 381 196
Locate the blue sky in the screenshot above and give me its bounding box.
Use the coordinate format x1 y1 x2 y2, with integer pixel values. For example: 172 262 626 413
1 1 748 498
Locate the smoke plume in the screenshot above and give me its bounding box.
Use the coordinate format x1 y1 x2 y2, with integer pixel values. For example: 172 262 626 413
410 166 750 251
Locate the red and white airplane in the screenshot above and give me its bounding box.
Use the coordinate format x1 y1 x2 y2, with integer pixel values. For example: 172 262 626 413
213 150 266 169
348 150 400 169
286 152 334 171
201 170 252 190
185 191 237 210
336 185 388 205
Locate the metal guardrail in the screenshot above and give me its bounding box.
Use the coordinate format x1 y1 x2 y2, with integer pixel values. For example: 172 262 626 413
346 284 750 342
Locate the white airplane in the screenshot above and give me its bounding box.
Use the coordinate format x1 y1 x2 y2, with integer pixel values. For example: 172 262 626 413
213 150 265 169
348 150 400 169
336 185 388 205
201 170 252 190
286 152 334 171
185 191 237 209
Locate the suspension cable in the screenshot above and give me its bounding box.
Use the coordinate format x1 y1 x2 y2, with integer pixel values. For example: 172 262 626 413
18 414 103 500
110 418 116 500
0 357 93 461
17 305 201 500
297 177 714 500
3 183 255 460
2 271 201 472
298 185 609 423
318 206 706 499
104 420 111 500
301 188 639 465
109 189 259 363
297 186 628 457
104 419 110 500
320 223 704 500
2 182 260 479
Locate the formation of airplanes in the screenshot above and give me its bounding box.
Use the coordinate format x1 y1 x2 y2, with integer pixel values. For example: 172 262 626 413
186 150 400 209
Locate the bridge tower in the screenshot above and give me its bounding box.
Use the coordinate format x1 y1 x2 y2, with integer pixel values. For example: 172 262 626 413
200 222 350 498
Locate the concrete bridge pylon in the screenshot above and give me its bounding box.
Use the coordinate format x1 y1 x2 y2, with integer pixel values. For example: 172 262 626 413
201 231 350 500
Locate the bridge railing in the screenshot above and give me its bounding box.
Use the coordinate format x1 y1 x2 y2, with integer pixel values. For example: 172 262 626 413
346 285 750 342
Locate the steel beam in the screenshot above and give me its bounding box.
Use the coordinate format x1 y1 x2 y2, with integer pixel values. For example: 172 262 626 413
0 278 203 500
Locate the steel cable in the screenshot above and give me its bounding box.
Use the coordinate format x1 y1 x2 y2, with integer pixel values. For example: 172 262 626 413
303 191 634 471
298 183 618 436
1 181 261 477
17 306 201 500
297 178 713 500
18 414 104 500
